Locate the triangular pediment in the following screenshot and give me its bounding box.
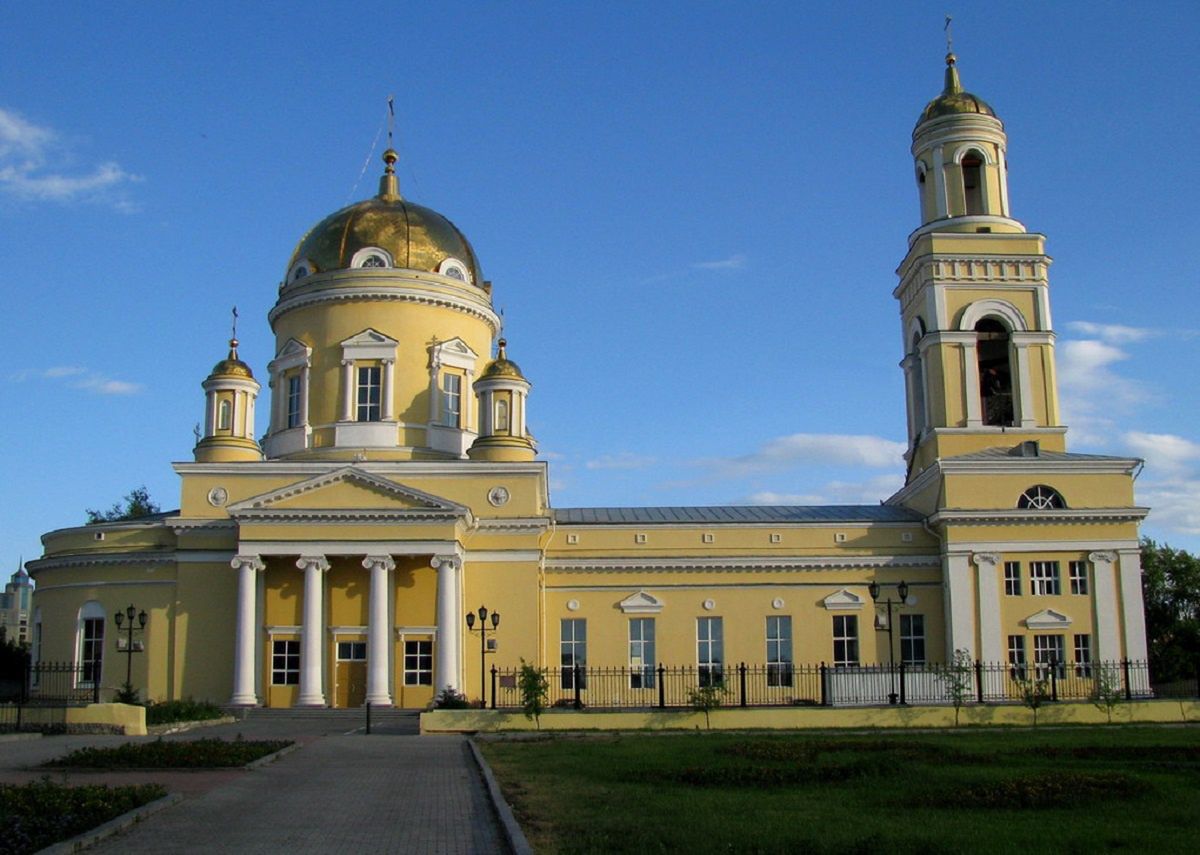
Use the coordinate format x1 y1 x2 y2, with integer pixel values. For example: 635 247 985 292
434 337 478 359
341 328 398 348
618 590 663 614
277 337 310 359
1023 608 1072 630
822 589 864 611
226 467 469 522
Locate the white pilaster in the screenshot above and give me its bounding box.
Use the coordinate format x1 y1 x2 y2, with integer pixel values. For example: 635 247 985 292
1013 341 1036 428
944 552 976 660
972 552 1003 662
297 555 330 706
932 144 947 219
961 340 982 427
363 554 395 706
230 554 265 705
299 366 310 425
381 358 395 421
1116 549 1149 661
432 555 461 693
341 360 354 421
1089 551 1120 662
997 144 1010 216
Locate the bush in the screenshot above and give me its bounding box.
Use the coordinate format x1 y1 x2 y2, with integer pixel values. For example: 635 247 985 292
44 737 291 769
0 778 166 853
518 660 549 728
433 686 472 709
145 698 224 726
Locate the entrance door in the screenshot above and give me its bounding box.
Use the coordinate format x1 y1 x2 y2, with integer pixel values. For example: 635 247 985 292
335 641 367 708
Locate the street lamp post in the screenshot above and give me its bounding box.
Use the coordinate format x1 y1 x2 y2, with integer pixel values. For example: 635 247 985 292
465 605 500 707
868 580 908 705
112 604 148 696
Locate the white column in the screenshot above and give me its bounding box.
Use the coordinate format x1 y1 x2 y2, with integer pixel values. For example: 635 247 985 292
381 359 395 421
299 366 310 426
1116 549 1150 661
297 555 330 706
932 144 948 219
205 393 217 435
464 369 475 430
961 340 982 427
341 360 354 421
245 391 256 439
363 555 395 705
230 555 265 705
1011 337 1037 428
997 144 1010 217
943 552 976 660
432 555 461 693
972 552 1003 663
1089 551 1120 662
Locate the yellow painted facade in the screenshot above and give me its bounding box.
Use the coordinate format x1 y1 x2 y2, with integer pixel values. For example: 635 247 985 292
28 54 1150 711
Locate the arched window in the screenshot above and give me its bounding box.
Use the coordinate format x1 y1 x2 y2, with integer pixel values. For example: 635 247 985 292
962 151 984 215
76 601 106 687
495 398 510 433
1018 485 1066 510
360 254 387 268
976 318 1014 426
217 399 232 431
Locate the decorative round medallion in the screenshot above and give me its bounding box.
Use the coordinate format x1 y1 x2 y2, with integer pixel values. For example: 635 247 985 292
206 486 229 507
772 597 785 610
566 599 580 611
487 485 511 507
702 598 716 611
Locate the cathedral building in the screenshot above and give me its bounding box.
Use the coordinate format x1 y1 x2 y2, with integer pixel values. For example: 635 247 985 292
27 53 1149 709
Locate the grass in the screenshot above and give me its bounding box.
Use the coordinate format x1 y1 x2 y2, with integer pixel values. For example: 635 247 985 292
43 737 292 769
479 727 1200 853
0 779 166 855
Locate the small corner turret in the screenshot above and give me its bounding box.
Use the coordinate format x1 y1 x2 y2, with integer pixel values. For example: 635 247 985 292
194 314 263 463
468 338 536 462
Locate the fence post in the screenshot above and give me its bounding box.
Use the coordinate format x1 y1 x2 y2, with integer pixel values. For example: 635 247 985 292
573 663 582 710
738 662 747 708
366 701 372 734
93 671 100 705
657 664 666 709
1050 658 1058 702
1122 658 1133 701
975 659 984 704
899 660 906 705
820 662 829 707
490 666 497 710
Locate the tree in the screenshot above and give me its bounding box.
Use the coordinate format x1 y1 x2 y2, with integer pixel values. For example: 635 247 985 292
688 685 726 730
86 487 161 525
942 647 974 726
518 660 549 728
1018 675 1050 726
1141 538 1200 683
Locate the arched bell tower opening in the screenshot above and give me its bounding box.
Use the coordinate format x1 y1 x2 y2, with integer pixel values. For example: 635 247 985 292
961 151 985 216
976 318 1014 427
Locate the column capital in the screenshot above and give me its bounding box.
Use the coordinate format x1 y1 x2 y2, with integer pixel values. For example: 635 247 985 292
430 554 461 572
1089 551 1117 565
296 555 331 573
231 555 266 572
971 551 1001 568
362 554 396 572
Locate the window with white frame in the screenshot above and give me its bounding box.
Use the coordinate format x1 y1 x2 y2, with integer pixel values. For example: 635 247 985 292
439 372 462 427
697 616 724 687
832 615 858 667
77 602 105 687
1008 635 1027 680
404 639 433 685
1069 561 1089 595
1004 561 1021 596
286 374 302 428
217 399 232 431
356 365 381 422
1029 561 1061 596
272 640 299 685
1073 634 1092 677
494 398 509 432
560 618 586 690
629 618 655 689
900 614 926 665
1033 634 1065 679
766 616 793 687
1019 485 1066 510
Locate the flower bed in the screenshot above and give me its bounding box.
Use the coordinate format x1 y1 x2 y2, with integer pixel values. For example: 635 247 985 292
1 778 166 854
44 737 292 769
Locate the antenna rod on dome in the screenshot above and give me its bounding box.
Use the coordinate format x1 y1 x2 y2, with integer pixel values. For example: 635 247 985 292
231 306 238 343
387 95 395 148
944 14 953 54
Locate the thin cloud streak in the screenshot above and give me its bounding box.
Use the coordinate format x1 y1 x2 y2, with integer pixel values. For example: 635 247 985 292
10 366 142 395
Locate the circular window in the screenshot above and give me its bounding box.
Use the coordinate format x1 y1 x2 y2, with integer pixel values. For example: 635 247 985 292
361 255 387 268
1018 485 1066 510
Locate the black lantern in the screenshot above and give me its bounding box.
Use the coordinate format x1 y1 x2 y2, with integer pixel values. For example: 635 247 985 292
867 581 908 704
466 605 500 707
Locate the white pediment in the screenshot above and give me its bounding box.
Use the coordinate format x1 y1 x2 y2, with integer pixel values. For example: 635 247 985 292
618 591 663 614
1023 608 1072 630
269 338 312 373
430 337 479 371
822 589 865 611
341 328 398 348
277 337 311 359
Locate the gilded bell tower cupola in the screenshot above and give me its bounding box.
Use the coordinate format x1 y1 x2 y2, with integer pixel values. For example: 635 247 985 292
468 339 536 462
194 323 263 463
896 49 1065 480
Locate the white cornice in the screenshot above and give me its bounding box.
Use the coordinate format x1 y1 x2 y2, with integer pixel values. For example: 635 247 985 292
928 508 1149 527
27 551 177 574
269 283 500 332
475 518 551 533
173 460 547 477
544 555 940 573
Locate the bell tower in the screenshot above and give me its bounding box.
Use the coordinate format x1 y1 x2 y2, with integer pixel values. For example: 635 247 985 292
897 51 1064 480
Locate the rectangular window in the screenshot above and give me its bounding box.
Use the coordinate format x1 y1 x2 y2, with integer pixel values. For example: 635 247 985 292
440 372 462 427
1029 561 1061 596
697 617 724 687
1004 561 1021 596
1069 561 1089 595
404 639 433 686
356 365 381 422
1034 634 1066 679
629 618 656 689
1073 634 1092 677
899 614 926 665
336 641 366 660
272 639 300 685
832 615 858 667
766 615 793 687
1007 635 1027 680
560 618 586 691
80 618 104 686
286 374 302 428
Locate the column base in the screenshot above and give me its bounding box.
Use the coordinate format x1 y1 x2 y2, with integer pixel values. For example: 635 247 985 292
297 696 327 707
228 694 260 707
365 693 393 706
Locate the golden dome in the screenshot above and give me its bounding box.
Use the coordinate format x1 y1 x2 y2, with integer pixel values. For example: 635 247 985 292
918 53 996 125
479 338 526 380
210 339 254 379
286 149 483 285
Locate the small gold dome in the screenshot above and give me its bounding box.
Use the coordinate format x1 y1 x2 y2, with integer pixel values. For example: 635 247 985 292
210 339 254 379
286 151 483 284
479 338 526 380
918 53 996 125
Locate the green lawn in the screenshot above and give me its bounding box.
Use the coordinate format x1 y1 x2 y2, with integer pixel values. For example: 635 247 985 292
479 727 1200 854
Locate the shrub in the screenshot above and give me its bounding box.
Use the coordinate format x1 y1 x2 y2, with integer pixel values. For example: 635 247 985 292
113 682 141 705
687 685 726 729
1 778 166 853
44 737 291 769
433 686 472 709
145 698 224 726
518 660 549 728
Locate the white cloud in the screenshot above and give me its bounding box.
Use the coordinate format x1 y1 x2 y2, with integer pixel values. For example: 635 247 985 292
742 473 905 506
1137 478 1200 536
1123 431 1200 471
691 253 746 271
1064 321 1154 345
586 452 657 470
1057 339 1148 439
74 376 142 395
707 433 906 477
10 366 141 395
0 107 140 207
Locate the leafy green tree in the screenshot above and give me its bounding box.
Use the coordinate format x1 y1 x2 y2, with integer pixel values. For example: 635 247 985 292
1092 665 1124 724
688 685 726 729
518 660 549 728
86 486 161 525
1141 538 1200 683
1019 675 1050 726
942 647 974 726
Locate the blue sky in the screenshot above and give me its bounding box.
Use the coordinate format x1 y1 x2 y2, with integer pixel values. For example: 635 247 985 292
2 1 1199 570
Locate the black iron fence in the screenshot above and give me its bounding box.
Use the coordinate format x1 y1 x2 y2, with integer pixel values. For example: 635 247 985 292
0 661 99 729
487 659 1198 711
